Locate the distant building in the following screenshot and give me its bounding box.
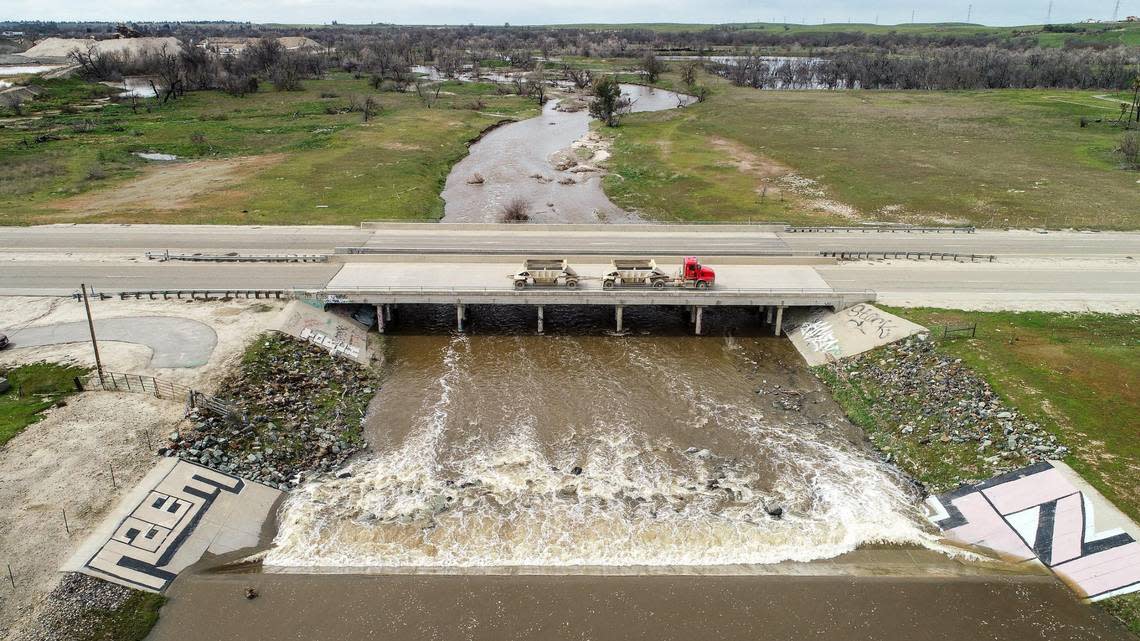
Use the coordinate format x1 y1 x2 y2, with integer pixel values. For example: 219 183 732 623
1125 16 1139 22
2 31 25 37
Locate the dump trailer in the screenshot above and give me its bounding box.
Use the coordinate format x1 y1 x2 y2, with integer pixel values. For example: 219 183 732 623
602 256 715 289
513 259 580 289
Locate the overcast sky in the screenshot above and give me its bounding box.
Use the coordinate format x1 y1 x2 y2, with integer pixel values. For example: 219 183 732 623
5 0 1139 27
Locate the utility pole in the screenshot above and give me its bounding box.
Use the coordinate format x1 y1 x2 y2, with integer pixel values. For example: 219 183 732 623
967 4 973 22
911 9 916 23
1112 0 1121 21
81 284 104 385
1045 0 1053 23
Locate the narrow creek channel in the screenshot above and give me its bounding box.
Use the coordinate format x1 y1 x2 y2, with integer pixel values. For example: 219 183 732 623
266 307 937 569
440 85 695 223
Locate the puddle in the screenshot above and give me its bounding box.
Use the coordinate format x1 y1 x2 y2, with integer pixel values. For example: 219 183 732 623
0 65 66 76
134 152 179 161
107 77 161 98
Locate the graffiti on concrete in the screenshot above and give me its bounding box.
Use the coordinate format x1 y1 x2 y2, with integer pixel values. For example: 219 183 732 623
927 462 1140 601
845 303 896 340
799 319 842 357
299 326 362 359
83 463 244 591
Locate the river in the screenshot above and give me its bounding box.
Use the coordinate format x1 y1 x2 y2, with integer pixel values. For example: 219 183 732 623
440 84 695 223
266 307 937 569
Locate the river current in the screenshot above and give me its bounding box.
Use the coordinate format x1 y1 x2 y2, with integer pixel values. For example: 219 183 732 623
266 307 938 568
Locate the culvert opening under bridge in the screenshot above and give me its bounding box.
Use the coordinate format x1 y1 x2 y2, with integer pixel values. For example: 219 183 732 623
335 303 796 336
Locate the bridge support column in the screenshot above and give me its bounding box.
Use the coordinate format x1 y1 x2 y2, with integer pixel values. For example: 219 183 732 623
615 305 624 333
457 304 467 332
773 305 784 336
537 305 544 334
765 305 774 324
689 306 697 324
384 304 393 322
694 306 704 335
376 305 386 334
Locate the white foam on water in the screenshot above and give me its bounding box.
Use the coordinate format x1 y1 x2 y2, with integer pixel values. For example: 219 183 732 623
266 335 942 568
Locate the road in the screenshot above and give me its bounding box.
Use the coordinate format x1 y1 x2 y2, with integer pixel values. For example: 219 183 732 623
3 224 1137 258
0 224 1137 311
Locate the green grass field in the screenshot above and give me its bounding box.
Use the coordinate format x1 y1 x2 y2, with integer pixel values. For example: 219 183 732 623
884 310 1140 522
603 71 1140 229
0 362 89 447
0 75 538 225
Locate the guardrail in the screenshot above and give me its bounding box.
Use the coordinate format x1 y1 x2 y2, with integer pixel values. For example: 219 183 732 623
145 250 328 263
821 250 995 262
75 371 236 418
112 289 290 300
785 225 976 234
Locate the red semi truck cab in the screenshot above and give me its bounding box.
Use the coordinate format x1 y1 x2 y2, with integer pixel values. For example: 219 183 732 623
681 256 715 288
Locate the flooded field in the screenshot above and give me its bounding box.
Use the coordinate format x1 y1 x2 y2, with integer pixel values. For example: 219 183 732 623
266 307 938 569
440 84 694 223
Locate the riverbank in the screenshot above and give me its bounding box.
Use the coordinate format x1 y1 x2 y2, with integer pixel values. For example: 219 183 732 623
816 309 1140 632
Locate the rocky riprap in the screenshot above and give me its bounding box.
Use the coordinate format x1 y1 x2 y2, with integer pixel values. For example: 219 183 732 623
823 334 1068 493
160 332 380 490
8 573 151 641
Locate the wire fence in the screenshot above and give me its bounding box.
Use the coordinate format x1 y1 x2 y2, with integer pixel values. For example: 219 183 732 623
75 371 235 418
942 323 978 339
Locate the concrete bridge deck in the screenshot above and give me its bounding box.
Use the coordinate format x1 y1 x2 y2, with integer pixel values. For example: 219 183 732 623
319 261 873 334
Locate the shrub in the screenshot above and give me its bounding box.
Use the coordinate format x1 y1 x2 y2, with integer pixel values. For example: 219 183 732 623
499 197 530 223
1118 131 1140 168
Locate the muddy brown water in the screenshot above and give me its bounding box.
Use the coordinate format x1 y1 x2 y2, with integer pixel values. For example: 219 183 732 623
440 85 695 223
149 308 1135 641
266 306 937 568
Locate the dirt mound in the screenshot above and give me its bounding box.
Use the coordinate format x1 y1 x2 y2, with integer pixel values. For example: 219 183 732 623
58 154 283 215
21 37 182 59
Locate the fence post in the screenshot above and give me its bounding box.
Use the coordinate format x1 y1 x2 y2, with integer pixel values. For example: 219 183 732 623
7 564 13 589
73 376 84 392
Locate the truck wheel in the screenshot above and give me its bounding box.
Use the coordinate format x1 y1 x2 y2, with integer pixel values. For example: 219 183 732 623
652 280 666 288
696 280 709 289
514 280 526 290
603 280 615 289
566 280 579 289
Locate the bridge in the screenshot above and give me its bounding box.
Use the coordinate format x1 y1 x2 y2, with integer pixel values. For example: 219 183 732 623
318 260 874 334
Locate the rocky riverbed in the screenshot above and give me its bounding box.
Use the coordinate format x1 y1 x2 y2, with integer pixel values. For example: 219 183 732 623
821 334 1068 494
161 332 380 490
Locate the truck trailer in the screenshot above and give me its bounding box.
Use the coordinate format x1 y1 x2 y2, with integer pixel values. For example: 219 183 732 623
602 256 715 289
512 259 580 289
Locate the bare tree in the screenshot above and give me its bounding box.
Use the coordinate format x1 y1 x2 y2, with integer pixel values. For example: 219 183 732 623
679 61 699 86
563 65 593 89
640 53 666 84
527 63 547 105
414 78 441 107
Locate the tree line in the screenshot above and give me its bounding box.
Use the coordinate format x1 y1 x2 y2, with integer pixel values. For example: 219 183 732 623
713 47 1139 90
